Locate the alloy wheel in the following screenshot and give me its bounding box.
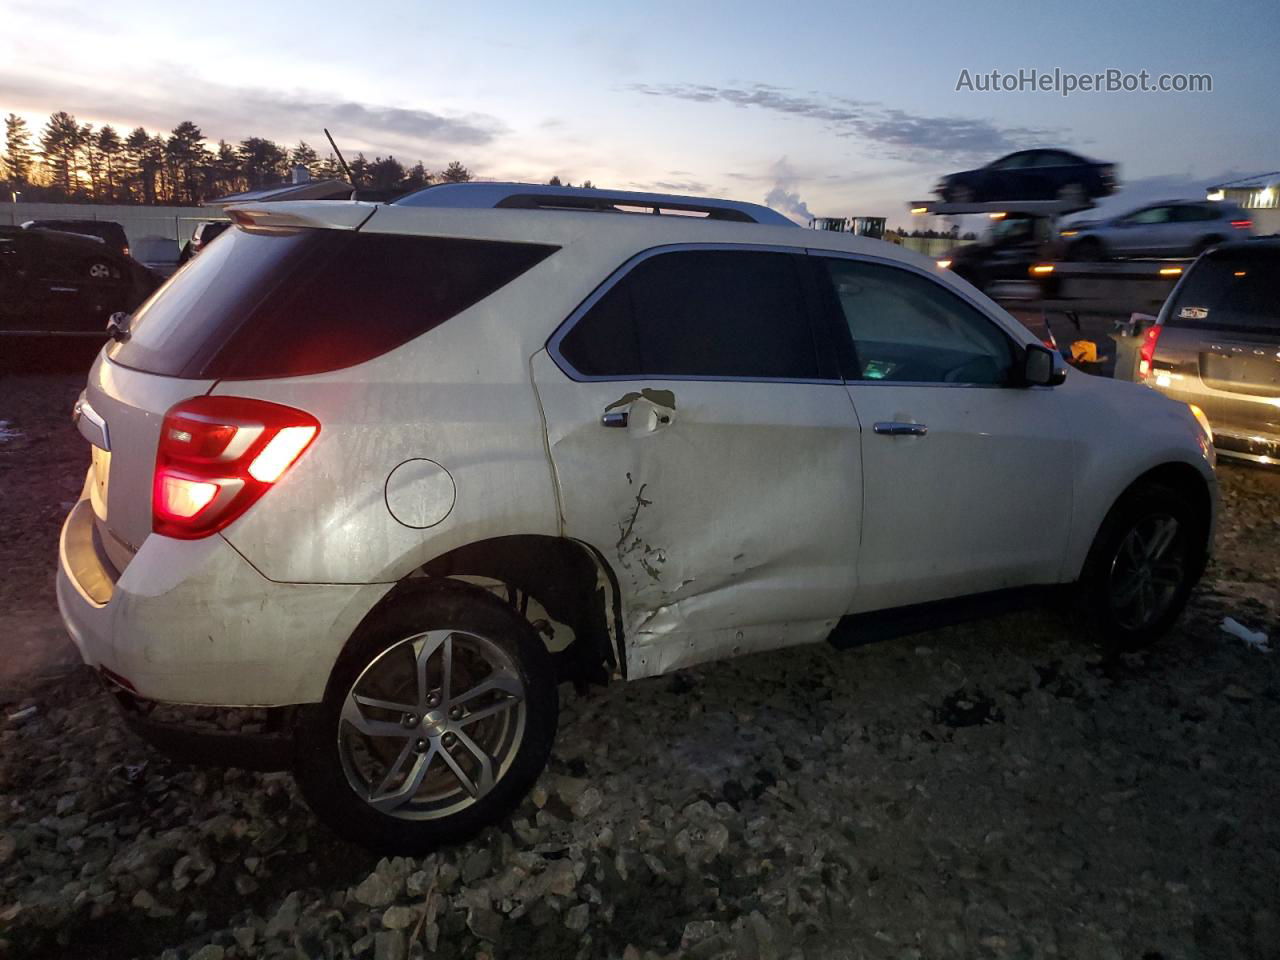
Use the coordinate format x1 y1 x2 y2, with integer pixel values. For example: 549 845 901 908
338 629 527 820
1107 513 1185 631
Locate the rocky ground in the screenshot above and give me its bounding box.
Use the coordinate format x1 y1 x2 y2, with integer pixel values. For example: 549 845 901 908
1 371 1278 960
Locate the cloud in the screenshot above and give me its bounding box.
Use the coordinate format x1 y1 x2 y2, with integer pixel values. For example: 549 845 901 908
627 82 1057 164
762 158 814 224
0 66 503 163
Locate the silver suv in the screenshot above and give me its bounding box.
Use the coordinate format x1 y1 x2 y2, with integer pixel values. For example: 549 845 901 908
1063 199 1253 260
1140 239 1280 464
58 183 1216 851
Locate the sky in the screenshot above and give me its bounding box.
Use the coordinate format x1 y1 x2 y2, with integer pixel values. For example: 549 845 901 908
3 0 1279 227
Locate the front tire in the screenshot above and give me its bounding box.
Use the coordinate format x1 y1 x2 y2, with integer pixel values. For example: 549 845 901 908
294 582 558 853
1077 483 1206 651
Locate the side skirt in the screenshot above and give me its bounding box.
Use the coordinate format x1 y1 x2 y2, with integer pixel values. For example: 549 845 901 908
827 585 1063 649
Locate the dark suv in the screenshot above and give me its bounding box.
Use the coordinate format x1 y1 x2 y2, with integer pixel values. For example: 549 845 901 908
22 219 131 258
1141 239 1280 464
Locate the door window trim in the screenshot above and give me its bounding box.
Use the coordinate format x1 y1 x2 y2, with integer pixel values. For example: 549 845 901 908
546 242 844 384
808 248 1027 389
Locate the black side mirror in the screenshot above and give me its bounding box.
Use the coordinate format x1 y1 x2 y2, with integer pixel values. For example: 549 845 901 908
106 311 131 342
1020 343 1066 387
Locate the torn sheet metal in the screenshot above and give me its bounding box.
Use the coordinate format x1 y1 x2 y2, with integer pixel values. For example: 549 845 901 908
530 350 862 679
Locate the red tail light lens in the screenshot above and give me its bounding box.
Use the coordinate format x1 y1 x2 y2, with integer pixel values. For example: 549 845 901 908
1138 325 1163 379
153 396 319 539
1230 219 1252 229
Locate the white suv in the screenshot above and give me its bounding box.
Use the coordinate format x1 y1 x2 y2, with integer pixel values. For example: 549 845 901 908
57 183 1217 851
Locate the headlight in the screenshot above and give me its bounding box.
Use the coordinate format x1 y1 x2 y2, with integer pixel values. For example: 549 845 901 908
1188 403 1213 443
936 259 952 270
1188 403 1216 465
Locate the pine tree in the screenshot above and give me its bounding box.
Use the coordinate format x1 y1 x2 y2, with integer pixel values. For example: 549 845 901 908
290 140 319 172
97 126 123 202
123 127 151 202
440 161 472 183
97 126 123 200
165 121 205 204
4 114 33 185
40 111 83 196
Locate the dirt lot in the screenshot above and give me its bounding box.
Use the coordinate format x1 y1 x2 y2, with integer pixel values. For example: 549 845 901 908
1 370 1277 960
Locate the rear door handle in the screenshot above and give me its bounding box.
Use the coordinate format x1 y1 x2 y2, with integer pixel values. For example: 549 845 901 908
873 421 927 437
601 411 629 428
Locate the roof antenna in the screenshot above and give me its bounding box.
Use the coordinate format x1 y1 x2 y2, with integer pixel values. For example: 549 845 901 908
324 128 358 187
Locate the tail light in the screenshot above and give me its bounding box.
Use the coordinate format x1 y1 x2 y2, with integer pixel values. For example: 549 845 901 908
153 396 319 539
1138 324 1163 379
1230 219 1252 229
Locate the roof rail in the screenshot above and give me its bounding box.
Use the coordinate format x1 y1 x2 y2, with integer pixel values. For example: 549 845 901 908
394 182 796 226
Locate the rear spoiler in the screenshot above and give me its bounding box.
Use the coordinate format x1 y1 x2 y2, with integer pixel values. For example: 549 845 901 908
224 201 379 233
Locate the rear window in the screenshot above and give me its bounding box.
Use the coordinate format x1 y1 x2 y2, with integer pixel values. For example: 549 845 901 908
108 227 557 379
1165 248 1280 334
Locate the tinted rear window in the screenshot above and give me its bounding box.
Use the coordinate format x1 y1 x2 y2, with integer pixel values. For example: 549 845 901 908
108 227 557 379
557 249 822 380
1166 248 1280 334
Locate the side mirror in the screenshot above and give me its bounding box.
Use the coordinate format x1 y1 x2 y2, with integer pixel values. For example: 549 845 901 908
106 311 131 342
1020 343 1066 387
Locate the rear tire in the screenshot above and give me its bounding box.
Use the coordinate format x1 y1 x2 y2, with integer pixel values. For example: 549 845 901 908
294 581 558 853
1194 235 1224 257
1076 483 1206 651
1069 237 1105 262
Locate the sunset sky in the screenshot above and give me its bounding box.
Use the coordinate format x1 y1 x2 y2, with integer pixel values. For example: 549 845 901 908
3 0 1278 225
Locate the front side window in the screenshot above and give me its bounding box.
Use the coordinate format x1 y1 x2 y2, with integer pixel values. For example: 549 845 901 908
822 258 1014 385
1126 206 1173 225
557 249 822 380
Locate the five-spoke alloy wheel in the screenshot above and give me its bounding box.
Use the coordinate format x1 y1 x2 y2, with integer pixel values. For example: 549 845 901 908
295 583 558 852
1080 482 1205 650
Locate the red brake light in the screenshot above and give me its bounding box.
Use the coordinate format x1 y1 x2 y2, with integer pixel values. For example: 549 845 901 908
1138 325 1163 380
153 396 319 539
1230 219 1252 229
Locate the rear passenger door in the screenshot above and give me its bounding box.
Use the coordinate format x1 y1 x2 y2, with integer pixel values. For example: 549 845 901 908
531 246 863 676
814 253 1076 613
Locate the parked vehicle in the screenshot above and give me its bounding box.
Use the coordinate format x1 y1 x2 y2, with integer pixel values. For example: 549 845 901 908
940 213 1056 292
22 218 131 258
0 226 161 338
935 150 1117 207
1062 200 1253 261
177 220 232 264
58 184 1216 852
1140 239 1280 464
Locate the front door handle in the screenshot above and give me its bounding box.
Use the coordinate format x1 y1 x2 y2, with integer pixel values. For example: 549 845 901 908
601 411 629 428
873 421 927 437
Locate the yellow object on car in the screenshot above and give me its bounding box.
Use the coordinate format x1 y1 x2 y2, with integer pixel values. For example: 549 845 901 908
1070 340 1098 364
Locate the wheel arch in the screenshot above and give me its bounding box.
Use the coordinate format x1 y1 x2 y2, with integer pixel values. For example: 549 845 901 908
1077 460 1214 580
359 535 626 683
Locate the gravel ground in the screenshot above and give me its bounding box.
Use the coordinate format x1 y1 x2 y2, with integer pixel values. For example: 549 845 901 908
1 371 1278 960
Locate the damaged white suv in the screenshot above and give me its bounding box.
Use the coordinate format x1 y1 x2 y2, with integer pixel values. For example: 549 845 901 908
58 183 1216 851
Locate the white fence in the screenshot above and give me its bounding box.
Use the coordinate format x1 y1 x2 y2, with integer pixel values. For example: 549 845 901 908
0 202 228 265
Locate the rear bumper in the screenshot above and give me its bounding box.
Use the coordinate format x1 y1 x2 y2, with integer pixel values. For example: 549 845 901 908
1144 380 1280 466
57 495 393 706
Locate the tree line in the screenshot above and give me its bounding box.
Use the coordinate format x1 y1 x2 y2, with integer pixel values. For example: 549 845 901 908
1 111 479 204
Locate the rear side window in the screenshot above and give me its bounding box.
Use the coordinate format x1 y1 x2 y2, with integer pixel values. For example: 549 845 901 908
556 249 822 380
1166 249 1280 334
109 228 557 379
